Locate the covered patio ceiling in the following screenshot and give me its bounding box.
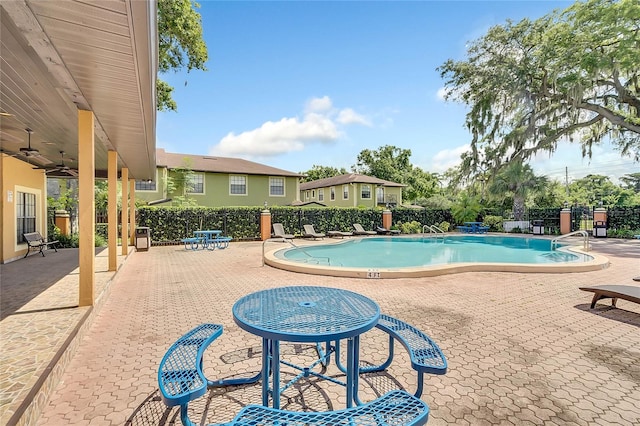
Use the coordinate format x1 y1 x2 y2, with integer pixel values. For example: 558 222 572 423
0 0 157 180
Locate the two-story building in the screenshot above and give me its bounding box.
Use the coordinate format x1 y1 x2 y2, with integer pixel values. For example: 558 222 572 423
299 174 405 208
135 149 303 207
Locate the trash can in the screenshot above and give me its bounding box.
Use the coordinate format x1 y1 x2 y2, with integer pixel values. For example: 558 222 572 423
135 227 151 251
532 220 544 235
593 221 607 238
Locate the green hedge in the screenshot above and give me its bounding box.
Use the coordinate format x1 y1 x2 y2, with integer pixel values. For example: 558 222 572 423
137 207 262 242
136 205 640 243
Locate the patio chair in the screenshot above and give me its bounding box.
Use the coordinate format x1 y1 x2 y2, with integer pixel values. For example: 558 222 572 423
272 223 294 239
303 224 326 240
353 223 377 236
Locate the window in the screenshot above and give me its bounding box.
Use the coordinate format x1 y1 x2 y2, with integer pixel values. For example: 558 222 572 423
343 184 349 200
269 177 285 196
305 190 310 200
312 190 315 199
361 184 371 199
330 187 335 201
230 175 247 195
318 189 324 202
17 192 36 243
188 174 204 194
135 180 156 191
376 187 385 204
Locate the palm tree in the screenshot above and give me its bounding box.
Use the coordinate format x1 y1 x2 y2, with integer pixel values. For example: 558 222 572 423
488 162 548 221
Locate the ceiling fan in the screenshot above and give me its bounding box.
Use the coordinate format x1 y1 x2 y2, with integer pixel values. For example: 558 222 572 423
34 151 78 177
19 128 41 156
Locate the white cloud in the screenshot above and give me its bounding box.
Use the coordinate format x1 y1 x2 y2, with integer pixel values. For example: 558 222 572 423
337 108 371 126
430 144 470 172
212 115 339 157
305 96 333 114
210 96 370 157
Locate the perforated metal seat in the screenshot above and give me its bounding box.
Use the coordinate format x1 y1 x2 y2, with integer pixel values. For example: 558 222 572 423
231 390 429 426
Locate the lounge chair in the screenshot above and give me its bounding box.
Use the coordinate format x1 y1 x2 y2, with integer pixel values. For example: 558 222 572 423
353 223 377 236
302 224 325 240
579 285 640 309
376 226 401 235
272 223 294 239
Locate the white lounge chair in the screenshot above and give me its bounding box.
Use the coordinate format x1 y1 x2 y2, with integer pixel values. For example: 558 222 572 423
272 223 294 239
353 223 376 236
303 224 325 240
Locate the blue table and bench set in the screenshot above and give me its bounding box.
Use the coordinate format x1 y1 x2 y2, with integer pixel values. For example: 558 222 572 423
457 221 489 233
158 285 448 425
181 230 232 250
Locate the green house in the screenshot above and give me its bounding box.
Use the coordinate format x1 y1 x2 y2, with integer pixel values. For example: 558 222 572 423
299 174 405 208
136 149 303 207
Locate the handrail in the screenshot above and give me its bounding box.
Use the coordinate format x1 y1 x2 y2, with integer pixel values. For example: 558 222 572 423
422 224 445 242
551 230 590 251
261 237 331 266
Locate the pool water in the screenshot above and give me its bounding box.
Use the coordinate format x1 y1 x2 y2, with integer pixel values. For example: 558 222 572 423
277 235 593 268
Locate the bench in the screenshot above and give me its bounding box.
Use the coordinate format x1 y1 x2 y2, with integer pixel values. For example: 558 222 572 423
159 323 430 426
358 314 447 398
456 225 471 233
181 237 200 250
213 236 232 249
579 285 640 309
22 232 59 258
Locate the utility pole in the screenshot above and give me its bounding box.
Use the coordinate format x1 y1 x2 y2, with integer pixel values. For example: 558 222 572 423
565 166 569 198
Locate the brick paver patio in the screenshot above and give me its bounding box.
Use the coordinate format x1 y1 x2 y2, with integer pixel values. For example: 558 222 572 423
11 239 640 425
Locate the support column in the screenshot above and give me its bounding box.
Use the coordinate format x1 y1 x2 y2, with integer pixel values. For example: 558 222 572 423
108 151 118 271
78 110 95 307
260 209 272 241
129 179 136 245
560 208 572 235
121 168 129 255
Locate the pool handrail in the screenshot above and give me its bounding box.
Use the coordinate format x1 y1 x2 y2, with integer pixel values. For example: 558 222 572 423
422 225 445 242
551 230 590 251
261 237 332 266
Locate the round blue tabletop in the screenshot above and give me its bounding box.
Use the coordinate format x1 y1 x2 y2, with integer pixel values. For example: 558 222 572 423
233 286 380 343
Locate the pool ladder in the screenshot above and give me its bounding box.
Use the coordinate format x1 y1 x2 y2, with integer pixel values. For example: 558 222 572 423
550 230 590 251
423 225 446 242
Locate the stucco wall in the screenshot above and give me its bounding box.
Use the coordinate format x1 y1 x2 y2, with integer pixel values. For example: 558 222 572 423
1 155 47 263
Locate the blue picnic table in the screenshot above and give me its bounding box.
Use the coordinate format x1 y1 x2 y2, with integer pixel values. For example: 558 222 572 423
182 230 231 250
458 222 489 233
232 286 380 409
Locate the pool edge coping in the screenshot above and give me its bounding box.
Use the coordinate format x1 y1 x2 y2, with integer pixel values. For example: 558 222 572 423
262 236 610 279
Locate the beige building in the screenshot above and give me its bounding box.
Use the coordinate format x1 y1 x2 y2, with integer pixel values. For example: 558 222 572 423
299 174 405 208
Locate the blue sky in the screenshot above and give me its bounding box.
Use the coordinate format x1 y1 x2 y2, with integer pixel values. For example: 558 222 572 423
157 0 637 183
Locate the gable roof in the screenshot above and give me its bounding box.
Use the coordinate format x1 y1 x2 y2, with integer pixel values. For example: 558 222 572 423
299 173 405 190
156 149 302 177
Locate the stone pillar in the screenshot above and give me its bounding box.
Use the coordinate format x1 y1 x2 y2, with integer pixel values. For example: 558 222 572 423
260 209 272 241
593 207 607 224
55 210 70 235
382 209 392 230
560 208 572 234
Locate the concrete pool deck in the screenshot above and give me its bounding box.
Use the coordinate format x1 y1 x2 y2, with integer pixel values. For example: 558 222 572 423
1 237 639 425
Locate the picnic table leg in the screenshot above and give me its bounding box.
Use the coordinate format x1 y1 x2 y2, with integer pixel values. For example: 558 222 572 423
262 338 270 407
272 340 280 409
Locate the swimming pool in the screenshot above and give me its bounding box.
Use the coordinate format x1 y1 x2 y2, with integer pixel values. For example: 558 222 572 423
264 235 610 278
